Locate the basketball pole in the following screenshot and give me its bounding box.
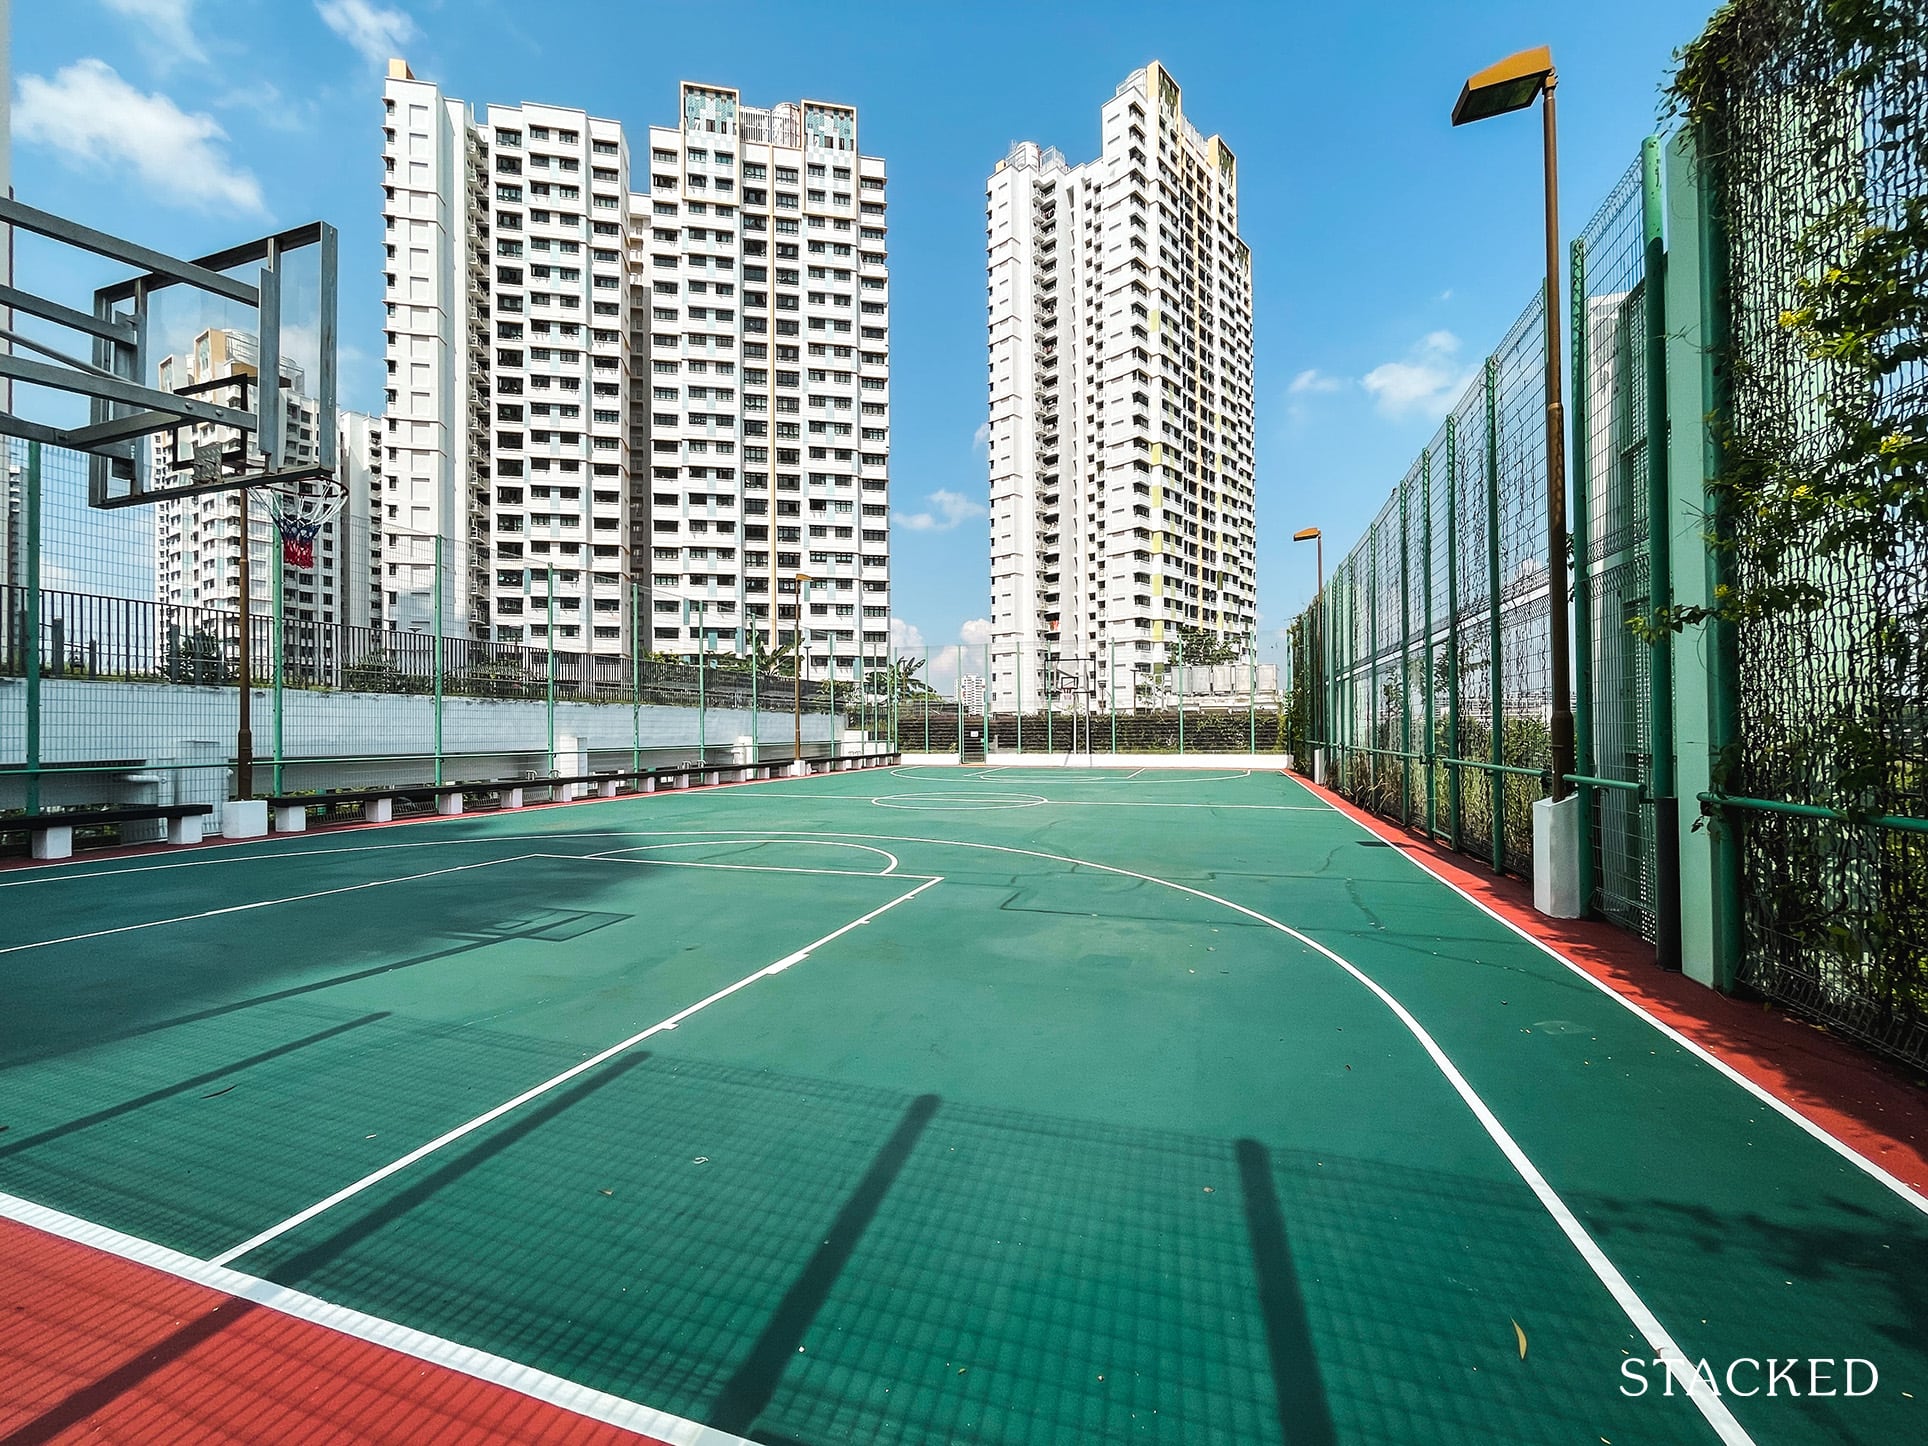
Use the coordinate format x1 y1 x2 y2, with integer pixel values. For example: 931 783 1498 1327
236 488 254 800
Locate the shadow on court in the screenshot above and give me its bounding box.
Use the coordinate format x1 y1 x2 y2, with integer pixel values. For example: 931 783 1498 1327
240 1051 1712 1446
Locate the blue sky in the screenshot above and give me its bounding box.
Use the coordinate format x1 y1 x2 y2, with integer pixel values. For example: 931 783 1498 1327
11 0 1710 657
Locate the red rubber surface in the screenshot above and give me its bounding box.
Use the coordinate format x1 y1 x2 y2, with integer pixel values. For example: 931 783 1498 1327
0 1215 669 1445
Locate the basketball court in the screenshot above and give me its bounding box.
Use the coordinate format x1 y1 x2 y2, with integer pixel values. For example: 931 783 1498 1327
4 765 1924 1445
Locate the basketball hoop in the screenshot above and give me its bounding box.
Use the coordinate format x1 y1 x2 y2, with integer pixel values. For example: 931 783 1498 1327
256 478 348 569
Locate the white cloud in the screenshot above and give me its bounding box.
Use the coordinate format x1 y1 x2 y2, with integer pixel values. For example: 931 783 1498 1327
890 618 926 654
959 617 993 646
15 60 265 214
103 0 205 65
971 421 991 458
1360 330 1474 421
316 0 419 68
1288 368 1343 395
894 488 986 532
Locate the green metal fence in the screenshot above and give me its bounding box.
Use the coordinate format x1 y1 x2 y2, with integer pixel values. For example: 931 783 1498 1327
1679 0 1928 1067
2 443 871 827
1304 285 1555 878
895 638 1291 759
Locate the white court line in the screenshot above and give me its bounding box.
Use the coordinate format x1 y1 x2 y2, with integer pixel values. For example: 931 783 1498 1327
503 822 1816 1443
592 838 905 875
0 1191 758 1446
0 856 534 958
560 854 933 881
208 873 943 1267
1290 780 1928 1220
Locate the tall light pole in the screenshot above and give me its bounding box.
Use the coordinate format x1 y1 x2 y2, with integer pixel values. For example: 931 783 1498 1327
1452 45 1574 802
1293 526 1324 768
792 571 814 763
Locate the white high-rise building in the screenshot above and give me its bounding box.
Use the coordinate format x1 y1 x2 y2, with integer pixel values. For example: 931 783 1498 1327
380 64 890 681
985 63 1255 710
642 83 891 679
382 61 640 653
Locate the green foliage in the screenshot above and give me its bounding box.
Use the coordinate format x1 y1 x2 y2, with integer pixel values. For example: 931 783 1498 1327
1651 0 1928 638
1169 623 1246 668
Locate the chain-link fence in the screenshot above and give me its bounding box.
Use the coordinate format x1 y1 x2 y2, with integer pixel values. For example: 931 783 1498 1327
895 636 1292 760
1298 287 1554 879
2 442 870 831
1680 0 1928 1067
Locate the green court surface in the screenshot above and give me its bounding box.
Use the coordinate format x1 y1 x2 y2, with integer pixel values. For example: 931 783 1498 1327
2 765 1923 1445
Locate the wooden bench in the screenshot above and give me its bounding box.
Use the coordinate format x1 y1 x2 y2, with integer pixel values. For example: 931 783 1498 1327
6 804 214 860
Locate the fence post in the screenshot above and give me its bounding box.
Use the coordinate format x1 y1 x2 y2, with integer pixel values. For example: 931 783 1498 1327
699 627 708 762
1367 522 1379 803
1106 640 1115 753
1048 647 1064 759
432 534 444 786
23 442 41 817
1176 636 1185 756
1399 469 1413 824
1015 641 1023 756
1571 234 1597 916
271 529 285 797
1445 417 1463 851
633 582 644 774
1486 354 1505 874
1422 447 1435 840
1248 629 1257 753
983 642 992 759
545 582 556 777
1643 133 1682 970
826 632 836 762
1700 128 1743 994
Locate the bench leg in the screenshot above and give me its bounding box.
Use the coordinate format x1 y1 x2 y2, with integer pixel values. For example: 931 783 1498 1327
437 793 464 816
598 779 619 798
642 776 657 793
272 805 307 833
675 775 691 790
169 814 206 846
365 797 394 823
32 826 74 861
502 787 524 809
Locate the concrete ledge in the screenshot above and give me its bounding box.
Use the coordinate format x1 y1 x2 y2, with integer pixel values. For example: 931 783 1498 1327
1533 794 1586 919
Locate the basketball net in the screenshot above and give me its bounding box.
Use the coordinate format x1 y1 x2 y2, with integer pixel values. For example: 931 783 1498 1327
256 478 348 569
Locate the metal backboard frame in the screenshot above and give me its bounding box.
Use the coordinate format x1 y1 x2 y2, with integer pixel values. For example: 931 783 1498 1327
0 196 337 509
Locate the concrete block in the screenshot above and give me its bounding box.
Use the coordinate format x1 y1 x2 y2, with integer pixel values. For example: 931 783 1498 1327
436 792 464 817
32 825 73 861
365 797 394 823
502 787 524 809
1533 794 1586 919
222 799 268 840
642 777 657 793
168 813 205 846
271 804 308 833
598 778 619 798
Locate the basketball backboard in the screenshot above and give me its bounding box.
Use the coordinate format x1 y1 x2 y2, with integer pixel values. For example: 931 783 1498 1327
0 197 337 508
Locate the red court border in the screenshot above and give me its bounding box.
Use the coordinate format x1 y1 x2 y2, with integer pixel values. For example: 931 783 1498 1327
1289 770 1928 1195
0 1217 673 1444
